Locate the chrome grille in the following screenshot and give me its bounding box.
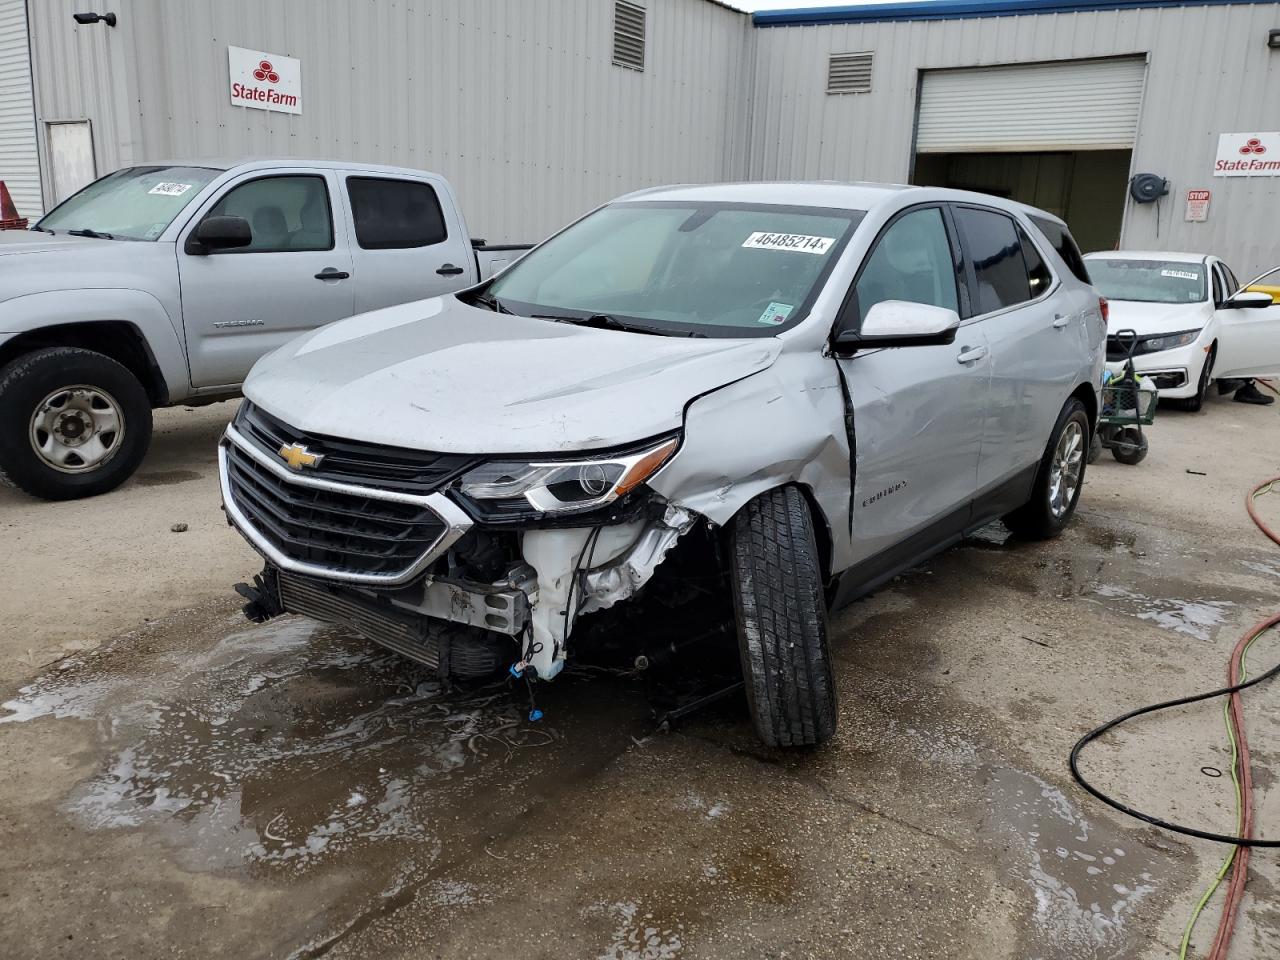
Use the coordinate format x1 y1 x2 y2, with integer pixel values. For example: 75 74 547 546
221 427 461 582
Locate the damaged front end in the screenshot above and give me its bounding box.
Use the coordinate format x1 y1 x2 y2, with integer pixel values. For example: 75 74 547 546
220 402 702 682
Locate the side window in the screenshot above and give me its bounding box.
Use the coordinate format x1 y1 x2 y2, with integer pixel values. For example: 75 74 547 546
854 207 959 326
347 177 447 249
1018 225 1054 299
1029 215 1091 284
1221 263 1240 296
954 207 1033 314
1211 266 1225 305
204 176 332 252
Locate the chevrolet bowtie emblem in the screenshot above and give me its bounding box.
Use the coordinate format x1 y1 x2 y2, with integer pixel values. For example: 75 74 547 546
278 443 324 471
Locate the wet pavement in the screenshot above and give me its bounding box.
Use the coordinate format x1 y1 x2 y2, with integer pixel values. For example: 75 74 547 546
3 500 1279 959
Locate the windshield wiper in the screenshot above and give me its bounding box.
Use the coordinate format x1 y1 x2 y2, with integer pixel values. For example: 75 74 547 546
29 224 52 233
532 313 667 336
471 293 512 314
67 228 116 240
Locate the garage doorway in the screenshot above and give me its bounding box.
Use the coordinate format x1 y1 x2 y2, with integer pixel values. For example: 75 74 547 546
910 57 1145 255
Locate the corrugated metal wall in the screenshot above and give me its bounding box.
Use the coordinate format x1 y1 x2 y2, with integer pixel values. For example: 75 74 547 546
0 0 42 218
28 0 751 241
747 3 1280 277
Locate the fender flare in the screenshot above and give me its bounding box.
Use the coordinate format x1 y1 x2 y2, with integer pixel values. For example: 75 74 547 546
0 288 189 402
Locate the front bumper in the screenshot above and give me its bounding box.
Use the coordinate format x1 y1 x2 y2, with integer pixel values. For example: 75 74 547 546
1106 340 1210 399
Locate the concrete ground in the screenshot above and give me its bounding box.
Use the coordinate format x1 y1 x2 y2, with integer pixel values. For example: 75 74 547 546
1 390 1278 959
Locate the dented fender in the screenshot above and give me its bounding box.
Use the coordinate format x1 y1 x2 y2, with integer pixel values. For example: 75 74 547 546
648 352 853 572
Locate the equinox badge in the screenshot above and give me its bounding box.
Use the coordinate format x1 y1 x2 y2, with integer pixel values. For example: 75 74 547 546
278 443 324 471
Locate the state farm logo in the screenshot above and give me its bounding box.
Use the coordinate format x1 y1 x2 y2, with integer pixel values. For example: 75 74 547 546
252 60 280 84
1239 137 1267 156
1215 132 1280 176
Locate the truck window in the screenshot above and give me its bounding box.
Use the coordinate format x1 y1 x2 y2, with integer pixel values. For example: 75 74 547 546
854 207 959 326
953 207 1034 314
346 177 447 249
204 175 333 253
1028 215 1092 285
1018 224 1053 298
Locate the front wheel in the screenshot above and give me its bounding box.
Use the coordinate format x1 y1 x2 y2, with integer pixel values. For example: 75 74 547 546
0 347 153 501
729 486 837 748
1176 343 1215 412
1003 398 1090 540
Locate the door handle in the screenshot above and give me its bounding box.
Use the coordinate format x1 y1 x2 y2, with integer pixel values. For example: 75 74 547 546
1052 314 1071 328
956 345 988 364
314 268 350 280
436 263 465 276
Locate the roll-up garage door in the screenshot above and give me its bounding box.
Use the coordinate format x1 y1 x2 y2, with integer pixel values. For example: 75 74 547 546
916 57 1147 154
0 0 42 218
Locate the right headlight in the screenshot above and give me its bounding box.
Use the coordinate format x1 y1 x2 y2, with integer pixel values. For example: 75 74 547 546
1137 328 1201 354
456 437 679 519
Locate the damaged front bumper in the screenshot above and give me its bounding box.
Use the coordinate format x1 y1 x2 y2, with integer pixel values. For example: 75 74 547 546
219 420 697 680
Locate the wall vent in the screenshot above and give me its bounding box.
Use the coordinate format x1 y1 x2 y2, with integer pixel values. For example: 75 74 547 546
613 1 646 72
827 52 873 94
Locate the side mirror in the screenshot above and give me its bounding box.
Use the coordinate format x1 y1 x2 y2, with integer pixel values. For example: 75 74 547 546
1226 291 1274 310
833 300 961 355
188 215 252 254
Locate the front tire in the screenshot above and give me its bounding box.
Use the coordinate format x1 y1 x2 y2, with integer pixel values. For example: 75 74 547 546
0 348 152 501
729 486 837 748
1175 343 1215 412
1003 398 1089 540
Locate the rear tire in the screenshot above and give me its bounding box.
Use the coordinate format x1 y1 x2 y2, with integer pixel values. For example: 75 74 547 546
729 486 837 748
1003 398 1090 540
0 347 152 501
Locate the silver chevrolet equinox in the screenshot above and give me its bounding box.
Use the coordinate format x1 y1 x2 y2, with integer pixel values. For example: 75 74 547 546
219 182 1104 747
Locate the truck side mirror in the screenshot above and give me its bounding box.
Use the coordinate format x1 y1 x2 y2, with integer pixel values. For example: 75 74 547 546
188 215 253 254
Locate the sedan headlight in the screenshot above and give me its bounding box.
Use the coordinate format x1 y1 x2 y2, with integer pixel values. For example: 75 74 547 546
1137 329 1201 354
457 437 679 518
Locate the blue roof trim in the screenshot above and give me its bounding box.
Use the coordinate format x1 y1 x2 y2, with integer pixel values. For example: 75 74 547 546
753 0 1276 27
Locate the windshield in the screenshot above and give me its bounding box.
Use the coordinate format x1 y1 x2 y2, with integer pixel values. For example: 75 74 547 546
36 165 222 241
1086 258 1207 304
484 201 863 336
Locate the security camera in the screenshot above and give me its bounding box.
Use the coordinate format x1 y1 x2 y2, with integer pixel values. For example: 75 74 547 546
72 12 117 26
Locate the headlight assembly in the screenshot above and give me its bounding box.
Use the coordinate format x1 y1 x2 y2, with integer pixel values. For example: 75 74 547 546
457 437 679 519
1137 329 1201 354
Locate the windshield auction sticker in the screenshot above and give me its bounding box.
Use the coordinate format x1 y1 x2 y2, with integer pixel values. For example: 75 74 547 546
1160 269 1198 280
757 302 794 325
148 182 193 196
742 232 834 255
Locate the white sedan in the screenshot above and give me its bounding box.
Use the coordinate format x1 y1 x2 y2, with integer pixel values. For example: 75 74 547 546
1083 251 1280 409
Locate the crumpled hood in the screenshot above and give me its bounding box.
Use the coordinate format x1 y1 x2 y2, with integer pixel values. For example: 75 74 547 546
1105 299 1211 337
244 296 781 453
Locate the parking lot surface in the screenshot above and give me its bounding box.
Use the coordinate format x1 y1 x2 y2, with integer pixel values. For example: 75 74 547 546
1 393 1278 959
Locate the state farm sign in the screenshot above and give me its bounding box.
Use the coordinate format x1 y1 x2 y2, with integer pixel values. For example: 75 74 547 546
228 46 301 115
1214 132 1280 177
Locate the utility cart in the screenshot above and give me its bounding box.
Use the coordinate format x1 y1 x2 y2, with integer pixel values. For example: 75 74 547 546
1091 328 1158 465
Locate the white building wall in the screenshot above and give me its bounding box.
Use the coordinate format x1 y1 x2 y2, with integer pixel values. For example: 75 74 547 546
748 3 1280 277
0 0 42 218
26 0 751 241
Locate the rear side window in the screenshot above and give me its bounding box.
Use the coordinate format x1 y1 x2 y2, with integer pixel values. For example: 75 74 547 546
1029 215 1091 285
954 206 1032 314
346 177 447 249
1019 225 1053 299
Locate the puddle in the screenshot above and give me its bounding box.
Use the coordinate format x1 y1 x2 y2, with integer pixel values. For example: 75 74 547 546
1088 584 1231 640
592 900 686 960
0 618 586 875
981 767 1171 960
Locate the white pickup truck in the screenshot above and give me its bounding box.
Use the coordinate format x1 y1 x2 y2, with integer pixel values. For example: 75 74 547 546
0 159 529 500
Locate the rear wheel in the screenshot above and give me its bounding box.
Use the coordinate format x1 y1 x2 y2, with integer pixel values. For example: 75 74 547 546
1004 398 1089 540
729 486 837 747
0 348 152 501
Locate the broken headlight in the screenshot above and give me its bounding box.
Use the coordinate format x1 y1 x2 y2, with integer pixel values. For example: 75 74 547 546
457 437 678 518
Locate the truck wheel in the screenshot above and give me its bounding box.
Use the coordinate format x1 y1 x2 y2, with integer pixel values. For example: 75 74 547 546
0 348 152 501
1003 398 1090 540
729 485 837 748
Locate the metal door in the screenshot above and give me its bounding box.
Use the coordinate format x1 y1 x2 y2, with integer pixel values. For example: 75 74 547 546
177 169 355 389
